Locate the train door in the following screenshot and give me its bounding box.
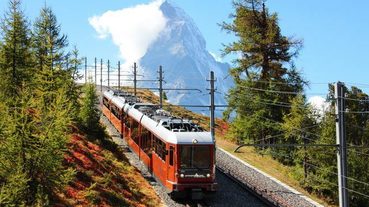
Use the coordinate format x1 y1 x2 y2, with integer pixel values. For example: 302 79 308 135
167 145 175 182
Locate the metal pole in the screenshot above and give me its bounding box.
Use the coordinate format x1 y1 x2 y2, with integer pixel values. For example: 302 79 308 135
303 134 307 180
335 81 348 207
94 57 97 85
159 65 163 108
100 59 103 94
209 71 216 179
134 62 137 97
209 71 215 142
118 61 121 90
107 60 110 89
84 57 87 83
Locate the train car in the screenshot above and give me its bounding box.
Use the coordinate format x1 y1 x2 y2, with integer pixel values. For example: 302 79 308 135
102 90 217 199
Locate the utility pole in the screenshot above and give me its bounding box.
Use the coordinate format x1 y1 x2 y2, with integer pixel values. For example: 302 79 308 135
335 81 348 207
134 62 137 97
208 71 216 142
159 65 163 108
100 59 103 94
85 57 87 83
107 59 110 89
118 61 121 89
94 57 97 86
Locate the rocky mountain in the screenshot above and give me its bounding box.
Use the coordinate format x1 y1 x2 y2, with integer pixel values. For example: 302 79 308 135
139 1 232 112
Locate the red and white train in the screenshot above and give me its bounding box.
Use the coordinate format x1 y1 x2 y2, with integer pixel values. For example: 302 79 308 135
102 89 217 198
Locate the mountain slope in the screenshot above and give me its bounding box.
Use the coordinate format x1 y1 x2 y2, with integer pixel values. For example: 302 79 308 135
140 1 232 109
55 132 161 206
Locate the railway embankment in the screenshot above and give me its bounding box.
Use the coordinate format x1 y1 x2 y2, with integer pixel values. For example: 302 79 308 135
216 148 324 207
57 130 162 206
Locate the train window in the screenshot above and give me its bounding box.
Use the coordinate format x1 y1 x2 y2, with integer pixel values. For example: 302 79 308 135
169 146 174 166
111 104 121 120
180 146 210 169
125 117 131 129
141 127 152 155
131 120 140 144
132 118 139 129
103 97 109 108
154 136 166 161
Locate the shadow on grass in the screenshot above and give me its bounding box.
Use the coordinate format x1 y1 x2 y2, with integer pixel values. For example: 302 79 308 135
100 190 130 207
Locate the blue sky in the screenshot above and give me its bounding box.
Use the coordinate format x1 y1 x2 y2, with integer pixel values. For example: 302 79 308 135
0 0 368 98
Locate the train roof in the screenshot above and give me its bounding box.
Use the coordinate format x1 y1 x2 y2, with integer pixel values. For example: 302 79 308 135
103 90 213 145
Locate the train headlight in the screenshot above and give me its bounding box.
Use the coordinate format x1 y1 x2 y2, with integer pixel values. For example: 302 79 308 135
180 174 184 178
206 173 211 178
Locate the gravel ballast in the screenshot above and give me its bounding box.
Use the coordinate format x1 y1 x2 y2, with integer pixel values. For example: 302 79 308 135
216 148 324 207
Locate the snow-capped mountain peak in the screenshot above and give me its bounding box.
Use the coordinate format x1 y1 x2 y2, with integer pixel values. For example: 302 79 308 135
140 1 232 112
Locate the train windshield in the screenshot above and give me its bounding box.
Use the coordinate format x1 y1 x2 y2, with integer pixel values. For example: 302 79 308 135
180 145 211 169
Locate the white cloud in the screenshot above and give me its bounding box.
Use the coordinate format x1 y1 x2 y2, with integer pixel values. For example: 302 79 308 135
89 0 167 65
209 52 223 62
308 96 329 116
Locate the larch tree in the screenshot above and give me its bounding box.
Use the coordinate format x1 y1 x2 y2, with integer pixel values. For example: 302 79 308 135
33 6 67 72
79 83 101 136
0 87 75 206
281 94 317 179
32 5 69 108
222 0 306 161
0 0 34 99
0 2 77 205
64 46 82 119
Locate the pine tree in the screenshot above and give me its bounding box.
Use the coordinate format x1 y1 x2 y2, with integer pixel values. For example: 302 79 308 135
64 46 82 119
0 0 34 98
281 94 317 180
0 2 77 205
307 110 337 203
0 98 29 206
29 86 75 205
222 0 306 159
305 85 369 206
163 91 168 101
79 83 101 136
32 5 69 108
0 87 75 205
33 5 67 72
341 86 369 206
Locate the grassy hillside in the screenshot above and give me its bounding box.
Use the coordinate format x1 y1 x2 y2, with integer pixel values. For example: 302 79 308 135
55 128 162 207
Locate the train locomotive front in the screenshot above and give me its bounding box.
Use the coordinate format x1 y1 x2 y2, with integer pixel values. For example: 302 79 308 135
101 90 217 199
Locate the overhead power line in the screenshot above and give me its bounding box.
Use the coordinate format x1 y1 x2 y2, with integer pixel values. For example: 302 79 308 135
305 162 369 188
344 188 369 200
338 96 369 102
238 86 327 96
240 86 301 95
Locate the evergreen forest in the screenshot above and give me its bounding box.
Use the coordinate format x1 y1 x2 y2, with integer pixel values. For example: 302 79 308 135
222 0 369 206
0 0 101 205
